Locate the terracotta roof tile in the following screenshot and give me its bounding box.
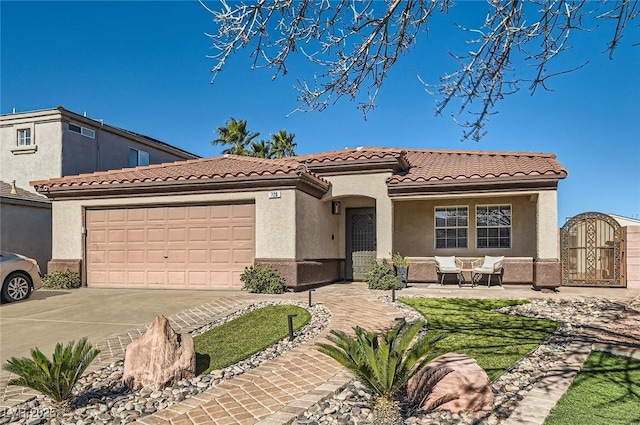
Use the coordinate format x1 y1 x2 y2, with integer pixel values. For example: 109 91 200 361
296 147 407 164
31 155 327 189
390 149 567 183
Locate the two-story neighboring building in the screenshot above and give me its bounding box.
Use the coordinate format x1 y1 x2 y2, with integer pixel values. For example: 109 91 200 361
0 106 199 272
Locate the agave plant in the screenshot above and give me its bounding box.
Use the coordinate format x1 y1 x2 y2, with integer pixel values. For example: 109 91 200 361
3 338 100 410
317 321 444 425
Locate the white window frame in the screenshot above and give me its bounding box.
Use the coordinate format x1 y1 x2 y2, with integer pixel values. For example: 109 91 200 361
17 128 32 146
434 206 469 249
476 204 512 249
68 123 95 139
129 148 150 167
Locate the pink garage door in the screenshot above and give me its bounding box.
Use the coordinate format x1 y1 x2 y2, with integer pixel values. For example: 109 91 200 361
86 204 255 289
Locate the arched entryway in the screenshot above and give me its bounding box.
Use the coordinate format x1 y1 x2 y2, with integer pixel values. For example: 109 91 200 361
561 212 624 287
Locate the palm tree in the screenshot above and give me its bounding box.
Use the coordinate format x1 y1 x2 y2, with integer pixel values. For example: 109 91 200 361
269 130 296 158
212 118 259 155
248 140 273 159
3 338 100 411
317 321 444 425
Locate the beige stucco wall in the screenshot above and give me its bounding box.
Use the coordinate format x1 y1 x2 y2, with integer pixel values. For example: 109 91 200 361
295 192 340 259
0 199 52 273
624 225 640 289
324 173 393 259
51 190 297 261
393 194 538 258
536 190 558 258
1 119 63 193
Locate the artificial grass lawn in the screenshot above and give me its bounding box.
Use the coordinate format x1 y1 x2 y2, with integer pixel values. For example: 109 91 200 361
193 305 311 375
544 351 640 425
400 298 557 380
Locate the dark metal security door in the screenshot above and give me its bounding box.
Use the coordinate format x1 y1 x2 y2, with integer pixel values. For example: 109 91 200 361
561 212 624 287
346 208 376 280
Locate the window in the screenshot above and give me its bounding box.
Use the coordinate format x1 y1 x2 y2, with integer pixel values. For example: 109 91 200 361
68 123 95 138
477 205 512 249
17 128 32 146
129 148 149 167
435 207 468 248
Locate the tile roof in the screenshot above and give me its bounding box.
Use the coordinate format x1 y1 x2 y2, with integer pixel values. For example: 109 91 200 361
0 181 50 203
392 149 567 183
31 155 327 190
296 147 407 164
30 147 567 196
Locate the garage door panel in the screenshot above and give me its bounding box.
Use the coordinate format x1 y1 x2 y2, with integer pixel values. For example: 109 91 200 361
148 250 166 264
108 229 125 243
147 228 165 242
87 204 254 289
108 210 126 223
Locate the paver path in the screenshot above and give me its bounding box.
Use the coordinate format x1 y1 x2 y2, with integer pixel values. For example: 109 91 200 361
136 286 400 425
1 283 639 424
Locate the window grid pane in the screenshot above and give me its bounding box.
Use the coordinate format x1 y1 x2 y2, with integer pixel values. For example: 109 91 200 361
476 205 511 249
17 129 31 146
435 207 468 249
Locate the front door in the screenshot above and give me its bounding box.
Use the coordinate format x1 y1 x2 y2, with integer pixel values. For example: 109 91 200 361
346 208 376 280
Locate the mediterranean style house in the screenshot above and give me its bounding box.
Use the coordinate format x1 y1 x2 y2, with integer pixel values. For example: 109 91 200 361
32 147 568 289
0 106 199 271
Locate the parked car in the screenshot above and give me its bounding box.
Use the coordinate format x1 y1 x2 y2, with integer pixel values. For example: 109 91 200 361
0 251 42 303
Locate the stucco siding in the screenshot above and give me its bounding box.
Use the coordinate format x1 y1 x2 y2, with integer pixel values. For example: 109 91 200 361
61 123 192 177
393 195 538 257
51 190 298 261
625 225 640 289
295 192 339 259
324 173 393 259
0 200 52 273
1 119 63 193
536 190 558 258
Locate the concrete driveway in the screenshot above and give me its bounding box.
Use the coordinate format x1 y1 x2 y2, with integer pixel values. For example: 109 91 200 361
0 287 243 363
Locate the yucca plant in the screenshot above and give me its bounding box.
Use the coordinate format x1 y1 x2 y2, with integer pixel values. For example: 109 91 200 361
317 321 445 425
3 338 100 410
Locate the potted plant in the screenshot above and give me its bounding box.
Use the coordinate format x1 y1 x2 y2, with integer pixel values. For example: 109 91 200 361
391 252 410 288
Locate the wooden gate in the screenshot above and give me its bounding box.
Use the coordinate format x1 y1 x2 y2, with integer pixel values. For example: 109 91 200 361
561 212 624 287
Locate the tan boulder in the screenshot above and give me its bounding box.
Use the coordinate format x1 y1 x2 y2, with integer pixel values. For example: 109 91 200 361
123 315 196 391
406 352 494 413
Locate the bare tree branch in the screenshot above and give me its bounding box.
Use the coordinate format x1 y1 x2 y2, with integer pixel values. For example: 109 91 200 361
202 0 638 142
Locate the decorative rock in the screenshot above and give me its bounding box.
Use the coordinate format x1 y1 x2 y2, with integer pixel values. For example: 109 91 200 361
122 315 196 391
406 353 494 413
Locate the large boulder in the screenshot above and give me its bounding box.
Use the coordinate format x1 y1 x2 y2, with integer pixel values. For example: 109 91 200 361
406 353 494 413
123 315 196 391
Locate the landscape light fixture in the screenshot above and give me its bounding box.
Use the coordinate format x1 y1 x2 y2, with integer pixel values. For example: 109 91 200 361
308 289 315 307
287 314 297 341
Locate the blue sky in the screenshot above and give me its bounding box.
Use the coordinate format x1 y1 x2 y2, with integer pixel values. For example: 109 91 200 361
2 1 639 224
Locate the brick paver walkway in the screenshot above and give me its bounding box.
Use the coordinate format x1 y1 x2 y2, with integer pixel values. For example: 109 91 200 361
1 283 639 424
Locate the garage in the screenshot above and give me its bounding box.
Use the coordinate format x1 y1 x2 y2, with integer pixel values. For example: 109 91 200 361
86 203 255 289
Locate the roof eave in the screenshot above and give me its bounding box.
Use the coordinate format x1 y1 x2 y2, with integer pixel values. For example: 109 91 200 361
35 173 330 200
304 157 408 176
387 175 565 197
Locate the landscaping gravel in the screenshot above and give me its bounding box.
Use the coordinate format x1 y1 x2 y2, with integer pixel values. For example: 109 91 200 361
1 297 627 425
292 297 625 425
1 300 331 425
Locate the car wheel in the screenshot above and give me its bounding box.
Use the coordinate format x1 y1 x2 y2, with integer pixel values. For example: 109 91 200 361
2 272 32 303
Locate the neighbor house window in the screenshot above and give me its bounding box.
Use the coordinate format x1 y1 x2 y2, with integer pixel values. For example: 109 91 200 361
476 205 512 249
68 123 95 138
129 148 149 167
17 128 32 146
435 207 468 248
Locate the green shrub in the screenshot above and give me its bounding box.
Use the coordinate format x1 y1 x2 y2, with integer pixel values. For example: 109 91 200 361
317 321 446 424
391 252 410 267
3 338 100 410
241 264 287 294
42 270 81 289
365 259 400 290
